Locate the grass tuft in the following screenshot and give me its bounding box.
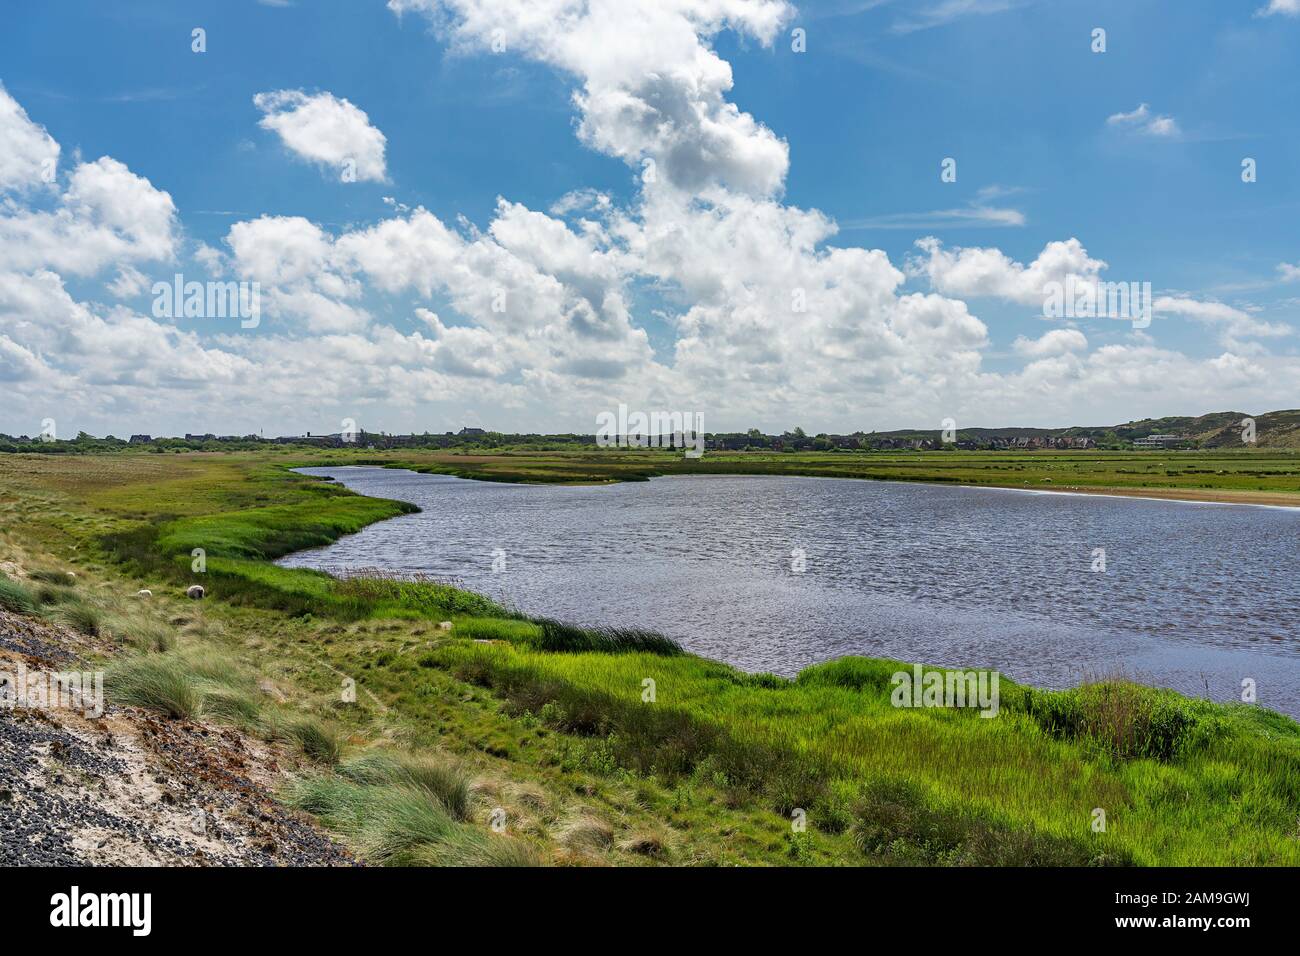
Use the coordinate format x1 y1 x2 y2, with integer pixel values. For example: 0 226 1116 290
616 829 670 857
555 812 614 852
202 687 263 726
849 777 1127 866
339 751 470 820
28 568 75 586
104 654 201 719
534 618 682 656
0 575 37 614
52 597 103 636
288 760 532 866
280 716 343 765
104 615 176 653
1019 680 1220 761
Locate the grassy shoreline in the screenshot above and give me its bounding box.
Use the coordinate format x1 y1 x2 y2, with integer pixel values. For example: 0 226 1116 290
2 450 1299 866
371 458 1300 509
290 446 1300 507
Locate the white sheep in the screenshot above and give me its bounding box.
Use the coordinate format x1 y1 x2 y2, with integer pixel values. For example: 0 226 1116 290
438 620 453 631
136 589 153 598
186 584 206 600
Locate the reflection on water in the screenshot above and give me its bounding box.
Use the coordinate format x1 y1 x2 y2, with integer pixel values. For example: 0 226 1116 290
280 467 1300 716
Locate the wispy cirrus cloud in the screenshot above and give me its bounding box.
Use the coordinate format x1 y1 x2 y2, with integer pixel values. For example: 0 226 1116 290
847 185 1029 232
843 205 1024 230
891 0 1031 34
845 185 1027 230
1154 296 1291 349
102 85 206 104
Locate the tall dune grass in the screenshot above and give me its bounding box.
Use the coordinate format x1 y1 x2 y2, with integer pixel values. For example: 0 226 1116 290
0 574 37 614
289 752 538 866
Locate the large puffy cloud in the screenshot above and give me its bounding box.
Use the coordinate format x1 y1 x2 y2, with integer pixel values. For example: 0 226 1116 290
226 216 371 333
254 90 388 182
616 186 991 422
0 96 252 431
0 83 60 191
0 157 178 276
221 198 654 372
0 270 255 394
332 199 653 367
415 308 512 377
910 236 1290 350
0 332 46 383
908 237 1106 305
0 262 482 434
389 0 792 196
227 215 334 285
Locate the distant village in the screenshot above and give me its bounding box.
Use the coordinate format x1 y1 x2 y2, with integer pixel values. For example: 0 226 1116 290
0 425 1195 453
703 432 1104 452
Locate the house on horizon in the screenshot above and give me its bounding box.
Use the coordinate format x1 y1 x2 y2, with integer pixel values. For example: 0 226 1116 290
1133 433 1186 450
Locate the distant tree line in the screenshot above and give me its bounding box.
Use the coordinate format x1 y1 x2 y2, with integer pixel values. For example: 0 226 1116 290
0 425 1205 455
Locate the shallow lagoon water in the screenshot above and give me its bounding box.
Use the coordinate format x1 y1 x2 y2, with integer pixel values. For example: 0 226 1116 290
280 467 1300 716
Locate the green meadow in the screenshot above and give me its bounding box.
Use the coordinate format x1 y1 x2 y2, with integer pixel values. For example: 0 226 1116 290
1 448 1298 865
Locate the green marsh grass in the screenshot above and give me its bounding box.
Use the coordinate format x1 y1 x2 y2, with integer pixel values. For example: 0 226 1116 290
358 446 1300 500
429 641 1300 865
533 618 683 656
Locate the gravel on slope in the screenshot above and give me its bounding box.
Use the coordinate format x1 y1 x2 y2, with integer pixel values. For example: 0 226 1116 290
0 607 354 867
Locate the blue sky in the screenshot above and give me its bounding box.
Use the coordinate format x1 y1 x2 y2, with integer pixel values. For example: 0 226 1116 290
2 0 1299 436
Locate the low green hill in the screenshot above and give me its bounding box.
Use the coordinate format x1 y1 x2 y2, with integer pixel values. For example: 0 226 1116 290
866 409 1300 448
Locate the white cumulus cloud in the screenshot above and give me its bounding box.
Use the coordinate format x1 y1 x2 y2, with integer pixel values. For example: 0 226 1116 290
0 83 60 191
1013 328 1088 358
908 237 1106 305
389 0 792 196
1107 102 1179 137
253 90 388 182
